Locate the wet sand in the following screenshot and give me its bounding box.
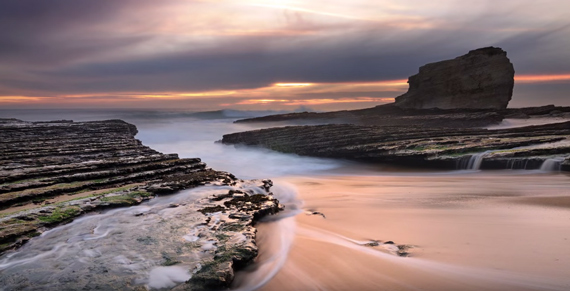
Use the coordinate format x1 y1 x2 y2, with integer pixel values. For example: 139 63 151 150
254 171 570 290
515 196 570 208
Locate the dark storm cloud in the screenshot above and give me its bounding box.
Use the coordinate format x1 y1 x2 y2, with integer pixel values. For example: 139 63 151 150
0 31 468 94
17 24 568 95
497 24 570 73
0 0 569 107
0 0 150 66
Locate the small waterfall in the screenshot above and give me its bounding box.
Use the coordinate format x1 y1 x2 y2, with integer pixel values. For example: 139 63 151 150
506 159 531 170
456 156 471 169
459 152 567 171
539 157 565 171
465 151 491 170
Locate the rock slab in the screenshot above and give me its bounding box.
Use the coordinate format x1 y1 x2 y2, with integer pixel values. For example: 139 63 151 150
222 122 570 171
395 47 515 110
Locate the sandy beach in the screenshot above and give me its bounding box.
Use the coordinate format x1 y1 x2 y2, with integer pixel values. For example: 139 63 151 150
250 172 570 290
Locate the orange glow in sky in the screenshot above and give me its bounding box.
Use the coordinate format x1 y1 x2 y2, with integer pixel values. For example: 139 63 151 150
515 74 570 83
2 73 569 109
0 96 43 102
234 97 395 106
274 83 314 87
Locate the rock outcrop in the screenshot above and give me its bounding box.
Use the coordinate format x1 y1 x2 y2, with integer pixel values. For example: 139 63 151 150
394 47 515 110
234 104 506 128
0 118 281 290
233 103 570 127
222 121 570 171
181 180 281 291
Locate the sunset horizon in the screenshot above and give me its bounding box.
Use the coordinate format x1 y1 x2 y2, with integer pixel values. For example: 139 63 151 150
1 0 569 110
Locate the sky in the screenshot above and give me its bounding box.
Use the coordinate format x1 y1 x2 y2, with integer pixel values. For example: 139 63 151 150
0 0 569 111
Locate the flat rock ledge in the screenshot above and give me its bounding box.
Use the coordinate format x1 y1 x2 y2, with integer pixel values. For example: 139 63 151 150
233 103 570 129
222 121 570 171
0 118 281 290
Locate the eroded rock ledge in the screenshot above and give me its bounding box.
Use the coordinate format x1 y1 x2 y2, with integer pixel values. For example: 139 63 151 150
0 118 281 290
222 122 570 171
233 103 570 129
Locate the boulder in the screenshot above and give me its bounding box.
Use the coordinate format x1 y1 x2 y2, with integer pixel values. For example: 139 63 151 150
395 47 515 110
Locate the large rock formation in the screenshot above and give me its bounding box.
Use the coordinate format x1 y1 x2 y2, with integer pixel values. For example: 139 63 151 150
394 47 515 110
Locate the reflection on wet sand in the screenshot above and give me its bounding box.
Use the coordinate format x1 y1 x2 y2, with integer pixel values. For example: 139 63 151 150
251 171 570 290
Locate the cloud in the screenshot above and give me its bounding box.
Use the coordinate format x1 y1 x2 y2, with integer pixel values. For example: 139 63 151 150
0 0 154 67
1 0 570 109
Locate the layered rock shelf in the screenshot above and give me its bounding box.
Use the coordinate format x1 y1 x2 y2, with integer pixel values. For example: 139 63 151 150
0 118 281 289
234 103 570 128
236 104 507 128
0 119 208 211
222 121 570 171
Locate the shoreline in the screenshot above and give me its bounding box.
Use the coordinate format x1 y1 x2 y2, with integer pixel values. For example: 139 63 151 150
251 173 570 290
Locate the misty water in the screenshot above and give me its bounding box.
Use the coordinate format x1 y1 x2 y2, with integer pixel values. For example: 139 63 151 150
1 110 569 290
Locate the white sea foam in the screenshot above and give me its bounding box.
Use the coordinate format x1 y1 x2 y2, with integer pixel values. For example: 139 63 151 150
486 118 569 129
147 266 192 289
